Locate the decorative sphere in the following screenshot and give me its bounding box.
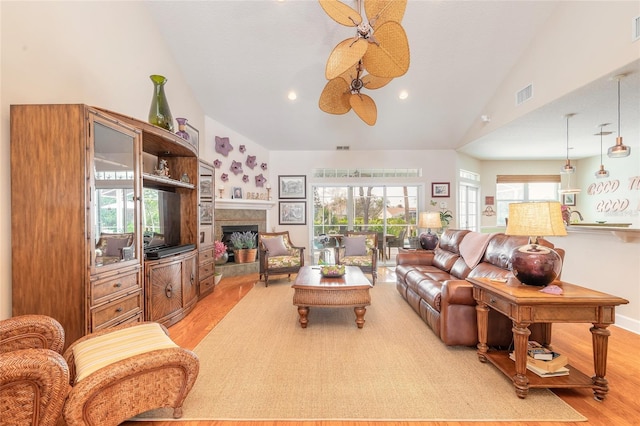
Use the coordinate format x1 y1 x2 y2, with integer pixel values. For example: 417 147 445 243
509 244 562 287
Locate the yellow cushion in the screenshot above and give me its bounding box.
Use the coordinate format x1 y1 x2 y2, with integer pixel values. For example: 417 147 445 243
73 322 177 382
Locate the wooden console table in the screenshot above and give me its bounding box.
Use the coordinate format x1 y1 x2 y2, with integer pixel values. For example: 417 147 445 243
468 276 628 400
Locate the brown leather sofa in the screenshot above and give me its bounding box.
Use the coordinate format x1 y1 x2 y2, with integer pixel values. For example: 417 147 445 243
395 229 564 347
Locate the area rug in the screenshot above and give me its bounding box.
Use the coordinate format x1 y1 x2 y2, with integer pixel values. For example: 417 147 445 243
135 281 586 421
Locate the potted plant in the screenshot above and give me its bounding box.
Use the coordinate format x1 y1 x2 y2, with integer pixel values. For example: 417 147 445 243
214 240 228 265
230 231 257 263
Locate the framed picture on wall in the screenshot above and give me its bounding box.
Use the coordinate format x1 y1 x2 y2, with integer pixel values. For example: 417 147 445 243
279 201 306 225
278 175 306 199
432 182 450 198
562 193 576 206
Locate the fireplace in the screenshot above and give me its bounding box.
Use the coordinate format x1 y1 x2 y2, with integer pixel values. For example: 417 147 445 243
221 225 258 262
214 207 266 277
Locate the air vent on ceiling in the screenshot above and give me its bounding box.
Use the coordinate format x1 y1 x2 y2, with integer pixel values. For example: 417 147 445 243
633 15 640 41
336 146 350 151
516 83 533 105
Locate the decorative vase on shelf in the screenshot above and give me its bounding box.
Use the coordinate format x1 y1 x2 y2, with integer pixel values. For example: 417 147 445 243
175 117 190 140
214 252 228 265
148 74 174 132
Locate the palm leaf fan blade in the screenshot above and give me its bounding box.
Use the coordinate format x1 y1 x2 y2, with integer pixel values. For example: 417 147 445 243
365 0 407 27
318 0 362 27
319 78 351 114
362 21 409 78
325 38 368 80
350 93 377 125
362 74 392 90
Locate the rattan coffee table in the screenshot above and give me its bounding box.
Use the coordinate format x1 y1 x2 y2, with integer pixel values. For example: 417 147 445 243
292 266 372 329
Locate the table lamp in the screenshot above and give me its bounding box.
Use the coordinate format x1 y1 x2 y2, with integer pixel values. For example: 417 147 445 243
418 211 442 250
505 202 567 286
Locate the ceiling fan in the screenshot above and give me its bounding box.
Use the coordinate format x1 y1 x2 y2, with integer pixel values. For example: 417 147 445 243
318 0 410 125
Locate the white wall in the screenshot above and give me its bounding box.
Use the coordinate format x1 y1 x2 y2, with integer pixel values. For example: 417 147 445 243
0 2 204 319
462 1 640 146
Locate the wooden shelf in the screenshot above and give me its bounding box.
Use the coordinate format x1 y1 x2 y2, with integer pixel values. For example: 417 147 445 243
143 173 195 189
486 351 594 390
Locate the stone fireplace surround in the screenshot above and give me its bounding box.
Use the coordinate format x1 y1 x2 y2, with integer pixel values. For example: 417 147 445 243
214 202 270 278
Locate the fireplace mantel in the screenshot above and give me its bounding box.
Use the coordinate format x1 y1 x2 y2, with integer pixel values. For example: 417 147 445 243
215 199 275 210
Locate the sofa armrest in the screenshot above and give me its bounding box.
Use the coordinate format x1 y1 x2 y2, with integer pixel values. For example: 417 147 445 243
440 280 478 346
396 251 434 266
441 280 475 306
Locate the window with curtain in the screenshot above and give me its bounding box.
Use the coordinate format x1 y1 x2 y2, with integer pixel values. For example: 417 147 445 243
495 175 561 226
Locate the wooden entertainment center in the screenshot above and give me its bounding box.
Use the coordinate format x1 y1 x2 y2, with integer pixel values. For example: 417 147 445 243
10 104 212 348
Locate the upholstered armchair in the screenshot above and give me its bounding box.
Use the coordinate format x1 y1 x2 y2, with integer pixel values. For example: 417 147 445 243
259 231 305 286
0 315 70 426
336 231 378 285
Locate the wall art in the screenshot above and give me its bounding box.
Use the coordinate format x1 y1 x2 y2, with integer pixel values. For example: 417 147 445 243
562 193 576 206
431 182 450 198
215 136 233 156
278 175 306 199
279 201 306 225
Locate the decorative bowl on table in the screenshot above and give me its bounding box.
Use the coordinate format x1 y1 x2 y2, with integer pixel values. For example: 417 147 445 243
320 265 345 277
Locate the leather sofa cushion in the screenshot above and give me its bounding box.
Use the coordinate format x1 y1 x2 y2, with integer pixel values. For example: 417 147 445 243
416 280 442 311
480 234 529 269
432 248 459 272
438 229 470 254
449 257 472 280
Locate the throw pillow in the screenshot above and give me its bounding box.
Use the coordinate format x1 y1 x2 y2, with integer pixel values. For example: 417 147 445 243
104 237 131 257
262 235 289 256
344 236 367 256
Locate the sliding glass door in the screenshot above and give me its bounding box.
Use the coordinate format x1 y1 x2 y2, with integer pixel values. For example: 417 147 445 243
311 185 419 265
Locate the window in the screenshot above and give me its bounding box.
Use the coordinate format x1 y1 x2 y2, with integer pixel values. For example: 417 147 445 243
311 185 419 264
495 175 561 225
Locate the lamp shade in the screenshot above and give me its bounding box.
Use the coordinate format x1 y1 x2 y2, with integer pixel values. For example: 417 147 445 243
505 202 567 238
505 202 566 286
419 212 442 229
419 211 442 250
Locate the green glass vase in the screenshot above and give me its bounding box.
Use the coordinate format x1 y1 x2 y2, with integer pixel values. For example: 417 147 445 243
148 74 174 132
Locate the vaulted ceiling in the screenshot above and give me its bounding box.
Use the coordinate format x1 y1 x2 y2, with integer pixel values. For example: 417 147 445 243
147 1 639 160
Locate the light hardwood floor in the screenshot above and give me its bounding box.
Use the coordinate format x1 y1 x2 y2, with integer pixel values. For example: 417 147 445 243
124 268 640 426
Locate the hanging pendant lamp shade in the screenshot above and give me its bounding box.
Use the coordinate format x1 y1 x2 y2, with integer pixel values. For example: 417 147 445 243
560 113 576 174
608 74 631 158
594 123 611 178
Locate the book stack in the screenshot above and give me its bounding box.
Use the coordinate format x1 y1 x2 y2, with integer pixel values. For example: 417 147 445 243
509 341 569 377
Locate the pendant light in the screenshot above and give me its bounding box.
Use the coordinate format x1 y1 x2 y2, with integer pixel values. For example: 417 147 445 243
560 113 576 174
594 123 611 178
607 74 631 158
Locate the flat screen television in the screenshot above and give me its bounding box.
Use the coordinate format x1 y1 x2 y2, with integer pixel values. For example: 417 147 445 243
143 188 181 249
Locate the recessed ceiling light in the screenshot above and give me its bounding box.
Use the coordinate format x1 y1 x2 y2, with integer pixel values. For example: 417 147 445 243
288 91 297 101
398 90 409 100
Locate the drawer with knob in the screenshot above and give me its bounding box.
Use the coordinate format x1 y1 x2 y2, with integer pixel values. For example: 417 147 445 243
91 291 143 330
91 271 141 306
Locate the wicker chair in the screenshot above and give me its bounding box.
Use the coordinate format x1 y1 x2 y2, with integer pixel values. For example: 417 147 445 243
336 231 378 285
0 315 70 426
258 231 305 286
62 322 199 426
0 314 65 354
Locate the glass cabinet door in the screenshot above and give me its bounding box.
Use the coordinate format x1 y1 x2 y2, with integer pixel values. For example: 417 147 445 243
90 114 141 271
198 160 214 249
